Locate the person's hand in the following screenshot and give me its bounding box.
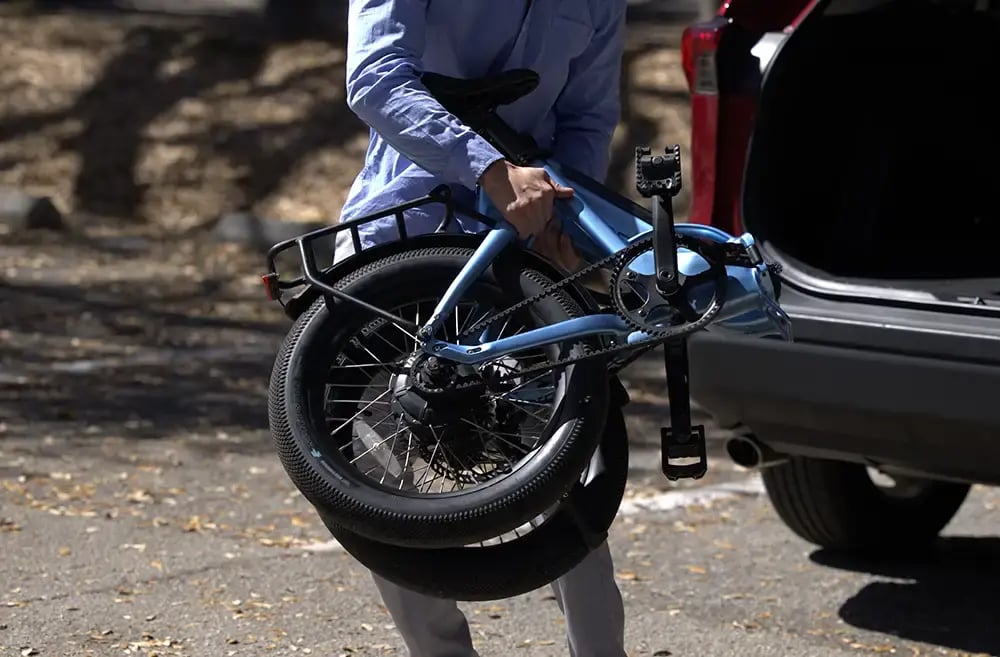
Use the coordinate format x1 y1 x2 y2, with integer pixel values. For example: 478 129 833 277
479 160 575 240
531 220 582 273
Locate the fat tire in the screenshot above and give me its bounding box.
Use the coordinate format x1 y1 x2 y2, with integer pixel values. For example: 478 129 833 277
318 397 629 601
762 456 970 553
268 246 610 549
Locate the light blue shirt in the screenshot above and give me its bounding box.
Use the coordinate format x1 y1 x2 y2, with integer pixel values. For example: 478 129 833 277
338 0 628 249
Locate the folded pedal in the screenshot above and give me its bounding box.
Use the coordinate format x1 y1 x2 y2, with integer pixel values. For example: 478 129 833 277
660 340 708 481
661 424 708 481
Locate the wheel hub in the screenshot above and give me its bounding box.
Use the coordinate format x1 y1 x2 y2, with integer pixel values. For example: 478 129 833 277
391 356 486 426
389 355 527 484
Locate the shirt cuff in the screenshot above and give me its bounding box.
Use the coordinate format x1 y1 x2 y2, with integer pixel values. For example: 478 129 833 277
450 133 506 191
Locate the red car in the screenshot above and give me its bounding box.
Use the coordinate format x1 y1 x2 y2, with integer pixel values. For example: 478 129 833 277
682 0 1000 553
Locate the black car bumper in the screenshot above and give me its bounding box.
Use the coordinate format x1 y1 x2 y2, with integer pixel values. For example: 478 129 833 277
688 286 1000 483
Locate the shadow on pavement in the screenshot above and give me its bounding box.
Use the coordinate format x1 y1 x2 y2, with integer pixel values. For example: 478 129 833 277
0 265 287 443
810 538 1000 656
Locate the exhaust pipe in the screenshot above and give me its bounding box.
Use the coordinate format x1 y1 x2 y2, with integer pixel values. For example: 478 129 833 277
725 434 789 469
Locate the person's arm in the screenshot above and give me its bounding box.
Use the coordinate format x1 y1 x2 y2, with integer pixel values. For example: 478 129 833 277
345 0 505 191
549 1 628 182
346 0 572 239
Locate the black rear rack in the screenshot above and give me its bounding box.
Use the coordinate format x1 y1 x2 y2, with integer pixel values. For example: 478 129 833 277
261 184 499 329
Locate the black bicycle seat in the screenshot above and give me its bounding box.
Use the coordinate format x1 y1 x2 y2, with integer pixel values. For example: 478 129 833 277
422 69 539 119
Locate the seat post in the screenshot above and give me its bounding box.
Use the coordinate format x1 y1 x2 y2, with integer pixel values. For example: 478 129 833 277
477 111 546 165
420 69 545 164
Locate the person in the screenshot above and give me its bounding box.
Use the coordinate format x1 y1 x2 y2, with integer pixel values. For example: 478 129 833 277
334 1 630 655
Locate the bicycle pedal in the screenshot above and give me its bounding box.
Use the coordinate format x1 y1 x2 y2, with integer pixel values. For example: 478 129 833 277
661 424 707 481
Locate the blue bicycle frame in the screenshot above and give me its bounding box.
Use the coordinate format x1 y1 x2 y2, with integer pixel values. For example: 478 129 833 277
414 156 792 367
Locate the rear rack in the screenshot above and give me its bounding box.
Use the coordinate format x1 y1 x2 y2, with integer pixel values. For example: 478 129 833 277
261 184 500 329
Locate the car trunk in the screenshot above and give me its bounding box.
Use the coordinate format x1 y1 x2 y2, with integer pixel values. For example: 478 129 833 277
742 0 1000 306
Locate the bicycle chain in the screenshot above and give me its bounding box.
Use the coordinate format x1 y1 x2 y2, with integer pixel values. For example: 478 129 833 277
438 235 728 386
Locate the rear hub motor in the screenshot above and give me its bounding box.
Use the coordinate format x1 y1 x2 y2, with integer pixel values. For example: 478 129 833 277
391 355 521 484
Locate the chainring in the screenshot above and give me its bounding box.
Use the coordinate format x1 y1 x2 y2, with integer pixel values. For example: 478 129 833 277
609 240 728 335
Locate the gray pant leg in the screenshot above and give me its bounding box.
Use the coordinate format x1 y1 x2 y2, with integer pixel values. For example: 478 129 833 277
549 540 627 657
547 440 627 656
372 573 482 657
356 427 480 657
373 541 625 657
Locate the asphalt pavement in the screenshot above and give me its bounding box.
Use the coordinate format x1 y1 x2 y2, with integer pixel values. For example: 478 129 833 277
3 379 998 657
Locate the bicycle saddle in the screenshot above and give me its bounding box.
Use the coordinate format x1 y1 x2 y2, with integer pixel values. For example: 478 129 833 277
422 69 539 119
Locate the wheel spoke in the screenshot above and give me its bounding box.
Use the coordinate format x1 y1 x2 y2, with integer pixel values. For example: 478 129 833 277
317 286 567 528
328 389 393 436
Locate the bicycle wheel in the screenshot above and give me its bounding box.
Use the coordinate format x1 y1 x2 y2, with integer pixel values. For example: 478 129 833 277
316 396 629 601
268 245 610 548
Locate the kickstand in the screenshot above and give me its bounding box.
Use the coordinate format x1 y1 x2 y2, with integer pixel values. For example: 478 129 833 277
661 339 707 480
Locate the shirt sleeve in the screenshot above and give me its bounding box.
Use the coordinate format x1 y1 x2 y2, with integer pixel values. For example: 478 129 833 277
549 1 628 183
345 0 506 191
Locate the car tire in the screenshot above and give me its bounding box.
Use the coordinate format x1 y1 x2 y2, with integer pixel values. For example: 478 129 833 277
761 456 970 553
